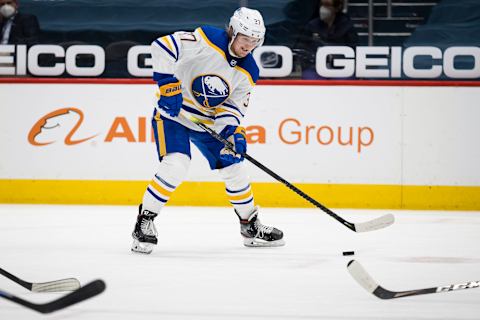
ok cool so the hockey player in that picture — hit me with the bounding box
[131,7,285,254]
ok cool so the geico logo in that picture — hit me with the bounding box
[28,108,97,146]
[124,45,480,79]
[254,46,480,79]
[1,44,478,78]
[122,44,480,79]
[315,46,480,79]
[278,118,374,153]
[0,44,105,76]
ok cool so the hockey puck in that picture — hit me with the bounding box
[342,251,355,256]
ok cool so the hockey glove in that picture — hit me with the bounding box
[219,125,247,164]
[157,77,182,117]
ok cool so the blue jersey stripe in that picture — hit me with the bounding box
[169,35,179,61]
[215,114,240,125]
[154,39,177,61]
[182,105,215,119]
[222,103,245,117]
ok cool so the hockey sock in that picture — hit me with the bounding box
[142,152,190,213]
[219,162,255,219]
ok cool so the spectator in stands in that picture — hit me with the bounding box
[295,0,358,79]
[0,0,40,45]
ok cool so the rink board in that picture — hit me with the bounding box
[1,179,479,210]
[0,80,479,209]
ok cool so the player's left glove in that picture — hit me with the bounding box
[157,77,182,117]
[219,125,247,164]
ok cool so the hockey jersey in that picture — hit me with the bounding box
[150,25,259,133]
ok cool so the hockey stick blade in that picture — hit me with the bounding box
[180,111,394,233]
[351,213,394,233]
[0,279,106,314]
[0,267,80,292]
[347,260,480,299]
[31,278,81,293]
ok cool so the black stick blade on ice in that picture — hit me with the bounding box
[0,267,80,292]
[0,279,106,313]
[347,260,480,299]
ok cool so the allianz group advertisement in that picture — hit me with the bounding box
[0,83,479,187]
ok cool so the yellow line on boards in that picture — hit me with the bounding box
[0,180,479,210]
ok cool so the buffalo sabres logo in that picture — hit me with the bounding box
[191,75,230,108]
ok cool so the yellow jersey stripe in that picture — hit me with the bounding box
[154,114,167,156]
[215,107,241,118]
[161,36,175,56]
[188,114,214,125]
[184,97,215,115]
[234,66,255,86]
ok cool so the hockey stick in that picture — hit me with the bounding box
[0,279,106,314]
[0,267,80,292]
[347,260,480,299]
[179,111,394,232]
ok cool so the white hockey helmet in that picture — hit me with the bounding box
[229,7,266,48]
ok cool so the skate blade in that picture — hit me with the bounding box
[243,237,285,247]
[131,239,154,254]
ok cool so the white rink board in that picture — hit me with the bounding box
[0,83,479,186]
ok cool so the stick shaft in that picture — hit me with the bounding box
[0,268,31,290]
[193,120,355,230]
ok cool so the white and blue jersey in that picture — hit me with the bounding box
[151,25,259,133]
[150,26,259,170]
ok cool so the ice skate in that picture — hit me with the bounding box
[131,205,158,254]
[237,206,285,247]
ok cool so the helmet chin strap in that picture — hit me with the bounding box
[228,36,241,58]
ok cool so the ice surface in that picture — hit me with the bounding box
[0,204,479,319]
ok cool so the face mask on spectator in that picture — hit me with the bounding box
[0,4,16,18]
[319,6,333,21]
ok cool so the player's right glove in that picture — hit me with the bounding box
[219,125,247,164]
[157,77,182,117]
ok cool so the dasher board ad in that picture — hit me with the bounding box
[0,83,479,187]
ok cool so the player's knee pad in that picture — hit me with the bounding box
[219,162,249,188]
[157,152,190,186]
